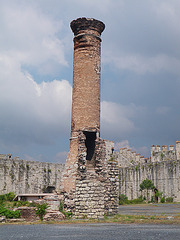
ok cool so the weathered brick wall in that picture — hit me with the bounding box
[119,160,180,202]
[0,157,65,195]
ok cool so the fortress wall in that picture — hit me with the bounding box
[119,160,180,202]
[0,157,65,195]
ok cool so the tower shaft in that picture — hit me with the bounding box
[71,18,105,136]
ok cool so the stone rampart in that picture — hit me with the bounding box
[114,148,148,167]
[151,144,176,162]
[0,156,65,195]
[119,159,180,202]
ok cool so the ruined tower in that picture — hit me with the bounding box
[63,18,105,192]
[62,18,119,218]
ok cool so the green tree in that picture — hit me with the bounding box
[140,179,155,202]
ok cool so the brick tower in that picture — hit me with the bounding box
[70,17,105,135]
[62,18,119,218]
[62,18,105,192]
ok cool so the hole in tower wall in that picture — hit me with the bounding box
[84,131,96,167]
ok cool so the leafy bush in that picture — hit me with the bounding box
[155,191,163,198]
[0,206,20,219]
[160,197,165,203]
[166,197,173,203]
[119,194,128,205]
[62,211,72,219]
[59,201,72,219]
[0,194,6,202]
[35,203,48,221]
[6,192,15,201]
[0,192,15,202]
[28,202,38,207]
[128,196,145,204]
[119,195,145,205]
[13,200,30,208]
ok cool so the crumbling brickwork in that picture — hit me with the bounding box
[73,137,119,218]
[62,18,105,192]
[61,18,119,218]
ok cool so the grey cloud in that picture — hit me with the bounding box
[1,0,180,160]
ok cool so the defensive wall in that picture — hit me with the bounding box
[117,141,180,202]
[0,141,180,203]
[0,154,64,195]
[119,159,180,202]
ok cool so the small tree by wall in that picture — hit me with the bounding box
[139,179,155,202]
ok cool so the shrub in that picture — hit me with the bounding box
[59,202,72,219]
[0,192,15,202]
[119,194,128,205]
[6,192,15,201]
[119,195,145,205]
[160,197,165,203]
[62,211,72,219]
[155,191,163,198]
[0,206,20,219]
[35,203,48,221]
[128,196,145,204]
[166,197,173,203]
[13,200,29,208]
[28,202,38,207]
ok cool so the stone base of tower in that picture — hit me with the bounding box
[61,131,119,218]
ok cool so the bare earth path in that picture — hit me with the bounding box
[118,203,180,216]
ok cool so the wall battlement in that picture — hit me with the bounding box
[114,147,149,167]
[150,142,180,162]
[113,141,180,168]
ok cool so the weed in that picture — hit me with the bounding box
[166,197,173,203]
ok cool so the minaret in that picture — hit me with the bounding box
[63,18,105,193]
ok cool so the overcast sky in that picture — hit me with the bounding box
[1,0,180,163]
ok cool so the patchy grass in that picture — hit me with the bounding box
[2,214,180,225]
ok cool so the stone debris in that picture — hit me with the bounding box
[15,207,38,221]
[0,216,6,223]
[43,210,65,221]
